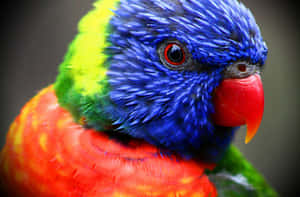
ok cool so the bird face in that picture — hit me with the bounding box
[107,0,268,159]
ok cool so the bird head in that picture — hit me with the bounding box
[55,0,267,160]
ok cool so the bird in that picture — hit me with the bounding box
[0,0,278,196]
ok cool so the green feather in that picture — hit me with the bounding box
[208,145,278,197]
[54,0,120,129]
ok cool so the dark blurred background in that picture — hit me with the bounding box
[1,0,299,196]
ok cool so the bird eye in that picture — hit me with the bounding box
[158,40,192,70]
[164,43,186,65]
[224,62,258,79]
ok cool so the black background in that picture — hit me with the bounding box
[1,0,300,196]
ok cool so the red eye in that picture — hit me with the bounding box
[164,43,186,65]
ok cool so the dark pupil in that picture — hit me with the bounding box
[167,45,183,63]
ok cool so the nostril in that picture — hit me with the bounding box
[237,64,247,72]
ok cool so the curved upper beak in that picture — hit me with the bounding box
[212,74,264,144]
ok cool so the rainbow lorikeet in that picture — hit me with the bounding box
[0,0,278,196]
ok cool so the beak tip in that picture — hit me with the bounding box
[245,124,260,144]
[245,138,251,144]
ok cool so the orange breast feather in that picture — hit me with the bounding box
[0,86,217,197]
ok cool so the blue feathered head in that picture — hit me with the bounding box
[105,0,268,160]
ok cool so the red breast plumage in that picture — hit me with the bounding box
[0,86,217,197]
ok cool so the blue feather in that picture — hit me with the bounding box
[104,0,267,161]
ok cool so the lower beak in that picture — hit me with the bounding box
[212,74,264,144]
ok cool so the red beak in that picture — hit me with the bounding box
[212,74,264,144]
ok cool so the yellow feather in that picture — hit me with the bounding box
[69,0,120,96]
